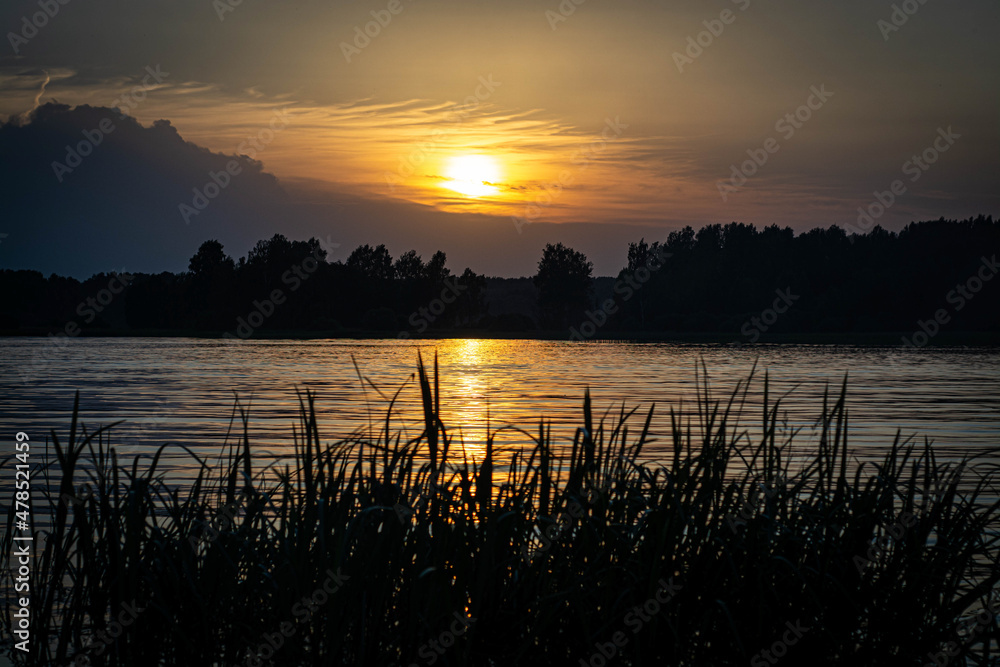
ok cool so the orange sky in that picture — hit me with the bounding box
[1,0,997,243]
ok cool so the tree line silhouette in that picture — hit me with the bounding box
[1,216,997,339]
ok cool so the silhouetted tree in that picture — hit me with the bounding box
[394,250,425,281]
[245,234,324,270]
[534,243,593,328]
[242,234,325,295]
[694,224,724,253]
[187,240,236,328]
[665,226,695,253]
[619,238,665,327]
[347,244,394,281]
[454,268,488,327]
[626,238,663,273]
[188,240,235,276]
[425,251,450,284]
[3,217,998,339]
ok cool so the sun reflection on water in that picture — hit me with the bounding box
[444,339,491,459]
[1,337,996,486]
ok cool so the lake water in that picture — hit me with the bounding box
[1,338,998,480]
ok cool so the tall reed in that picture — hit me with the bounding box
[3,355,999,665]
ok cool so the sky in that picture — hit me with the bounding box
[1,0,998,276]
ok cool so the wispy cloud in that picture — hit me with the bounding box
[3,62,993,231]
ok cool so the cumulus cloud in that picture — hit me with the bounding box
[0,103,310,277]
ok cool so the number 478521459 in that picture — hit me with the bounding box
[14,432,31,530]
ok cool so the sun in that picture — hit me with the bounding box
[443,154,501,198]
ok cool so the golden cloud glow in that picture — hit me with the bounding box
[0,70,719,225]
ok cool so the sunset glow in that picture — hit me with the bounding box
[1,1,998,662]
[442,154,502,198]
[0,0,996,278]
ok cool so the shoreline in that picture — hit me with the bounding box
[1,328,999,346]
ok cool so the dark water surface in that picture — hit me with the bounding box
[1,338,998,478]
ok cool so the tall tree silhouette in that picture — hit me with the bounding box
[187,240,236,328]
[347,244,395,281]
[619,238,664,327]
[425,250,450,284]
[534,243,593,328]
[2,217,996,338]
[188,240,235,277]
[394,250,425,281]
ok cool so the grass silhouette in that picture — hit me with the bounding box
[3,355,999,665]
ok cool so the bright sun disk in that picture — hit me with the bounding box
[443,155,501,198]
